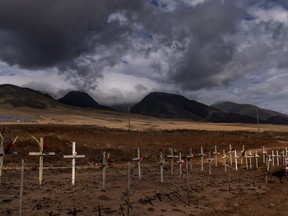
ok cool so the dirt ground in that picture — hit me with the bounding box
[1,124,288,215]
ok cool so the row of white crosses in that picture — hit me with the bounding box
[264,147,288,171]
[29,137,86,186]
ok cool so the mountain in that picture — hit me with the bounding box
[57,91,113,110]
[0,84,58,109]
[131,92,258,123]
[212,101,288,125]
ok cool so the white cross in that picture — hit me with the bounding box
[240,145,245,165]
[132,147,143,180]
[255,150,259,169]
[271,150,275,167]
[248,150,253,169]
[228,145,233,165]
[244,152,249,169]
[159,152,166,183]
[222,149,228,172]
[267,154,272,171]
[276,150,280,166]
[186,148,194,172]
[206,152,214,175]
[167,147,178,175]
[262,146,267,164]
[63,142,85,185]
[198,146,206,172]
[29,136,55,185]
[213,145,220,167]
[177,152,184,178]
[234,150,239,171]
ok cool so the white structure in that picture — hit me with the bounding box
[234,150,239,171]
[167,147,178,175]
[207,152,214,175]
[159,152,166,183]
[63,142,85,185]
[29,137,55,185]
[198,146,206,172]
[213,145,220,167]
[132,147,143,180]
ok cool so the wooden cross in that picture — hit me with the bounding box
[186,148,194,172]
[234,150,239,171]
[206,152,214,175]
[262,146,267,164]
[198,146,206,172]
[167,147,178,175]
[63,142,85,185]
[267,154,272,171]
[276,150,280,166]
[213,145,220,167]
[222,149,228,172]
[102,151,110,190]
[271,150,275,167]
[244,152,249,169]
[255,150,259,169]
[228,145,233,165]
[29,136,55,185]
[281,150,286,165]
[248,150,253,169]
[240,145,245,165]
[177,152,184,178]
[132,147,143,180]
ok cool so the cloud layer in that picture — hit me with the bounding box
[1,0,288,113]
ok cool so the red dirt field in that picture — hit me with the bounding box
[1,124,288,215]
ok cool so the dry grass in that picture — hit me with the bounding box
[1,106,288,132]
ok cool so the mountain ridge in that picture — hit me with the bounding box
[131,92,260,123]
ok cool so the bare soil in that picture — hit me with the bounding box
[1,124,288,215]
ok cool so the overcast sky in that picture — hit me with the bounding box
[1,0,288,113]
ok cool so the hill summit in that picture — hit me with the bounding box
[131,92,257,123]
[57,91,112,110]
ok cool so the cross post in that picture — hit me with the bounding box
[198,146,206,172]
[213,145,220,167]
[167,147,178,175]
[206,151,214,175]
[222,149,228,172]
[228,145,233,165]
[29,136,55,185]
[271,150,275,167]
[63,142,85,185]
[159,152,166,183]
[240,145,245,165]
[234,150,239,171]
[255,150,259,169]
[102,151,110,190]
[276,150,280,166]
[186,148,194,172]
[262,146,267,164]
[132,147,143,180]
[177,152,184,178]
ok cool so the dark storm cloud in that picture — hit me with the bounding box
[0,0,143,68]
[1,0,284,95]
[136,0,248,90]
